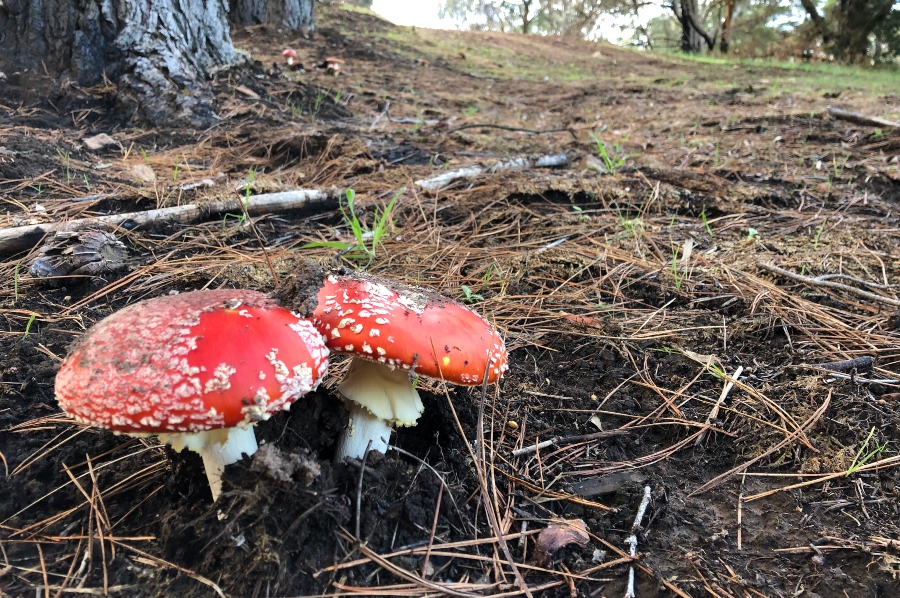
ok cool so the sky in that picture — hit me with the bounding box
[369,0,666,44]
[370,0,455,30]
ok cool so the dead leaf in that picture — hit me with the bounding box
[131,163,157,184]
[233,85,260,99]
[84,133,119,151]
[533,519,589,565]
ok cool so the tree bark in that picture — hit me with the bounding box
[799,0,830,42]
[521,0,532,34]
[230,0,314,31]
[0,0,240,126]
[720,0,735,53]
[674,0,708,53]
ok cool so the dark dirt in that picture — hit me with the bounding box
[3,5,900,598]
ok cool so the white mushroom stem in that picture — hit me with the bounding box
[333,357,424,461]
[334,401,393,461]
[159,426,259,501]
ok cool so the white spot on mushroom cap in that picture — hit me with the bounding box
[204,363,236,393]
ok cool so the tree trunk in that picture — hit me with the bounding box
[830,0,893,61]
[678,0,701,53]
[0,0,239,127]
[521,0,532,34]
[230,0,314,31]
[720,0,734,53]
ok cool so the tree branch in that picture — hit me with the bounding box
[684,5,717,50]
[799,0,829,41]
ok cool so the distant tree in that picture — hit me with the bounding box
[442,0,899,61]
[230,0,315,31]
[799,0,899,61]
[0,0,241,126]
[440,0,645,37]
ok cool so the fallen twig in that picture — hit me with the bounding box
[356,440,373,540]
[624,486,652,598]
[415,153,569,190]
[369,100,391,131]
[511,429,628,457]
[447,123,577,139]
[827,106,900,129]
[0,188,338,256]
[811,356,874,373]
[757,262,900,308]
[822,372,899,385]
[695,366,743,446]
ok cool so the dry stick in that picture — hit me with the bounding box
[420,482,444,579]
[816,273,900,290]
[414,153,569,190]
[623,486,652,598]
[690,389,832,497]
[0,188,338,255]
[695,366,744,447]
[369,99,391,131]
[737,473,745,551]
[356,440,373,541]
[757,262,900,308]
[356,543,481,598]
[446,123,578,138]
[36,543,49,598]
[313,530,542,578]
[827,106,900,129]
[743,453,900,502]
[511,429,628,457]
[813,356,874,373]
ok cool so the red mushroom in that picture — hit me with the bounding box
[322,57,343,76]
[55,289,328,500]
[282,48,299,69]
[312,273,508,460]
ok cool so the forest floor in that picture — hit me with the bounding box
[3,5,900,597]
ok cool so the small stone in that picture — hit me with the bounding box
[83,133,119,151]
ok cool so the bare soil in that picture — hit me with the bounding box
[3,6,900,597]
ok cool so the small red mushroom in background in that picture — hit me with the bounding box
[282,48,299,69]
[311,272,508,460]
[55,289,328,500]
[321,57,344,76]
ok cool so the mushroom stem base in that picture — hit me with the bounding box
[160,427,259,501]
[334,401,393,461]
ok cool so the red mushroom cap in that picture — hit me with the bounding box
[56,290,328,435]
[282,48,298,58]
[313,274,508,385]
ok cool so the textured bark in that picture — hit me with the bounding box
[720,0,734,53]
[673,0,701,53]
[230,0,314,31]
[0,0,240,126]
[799,0,830,41]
